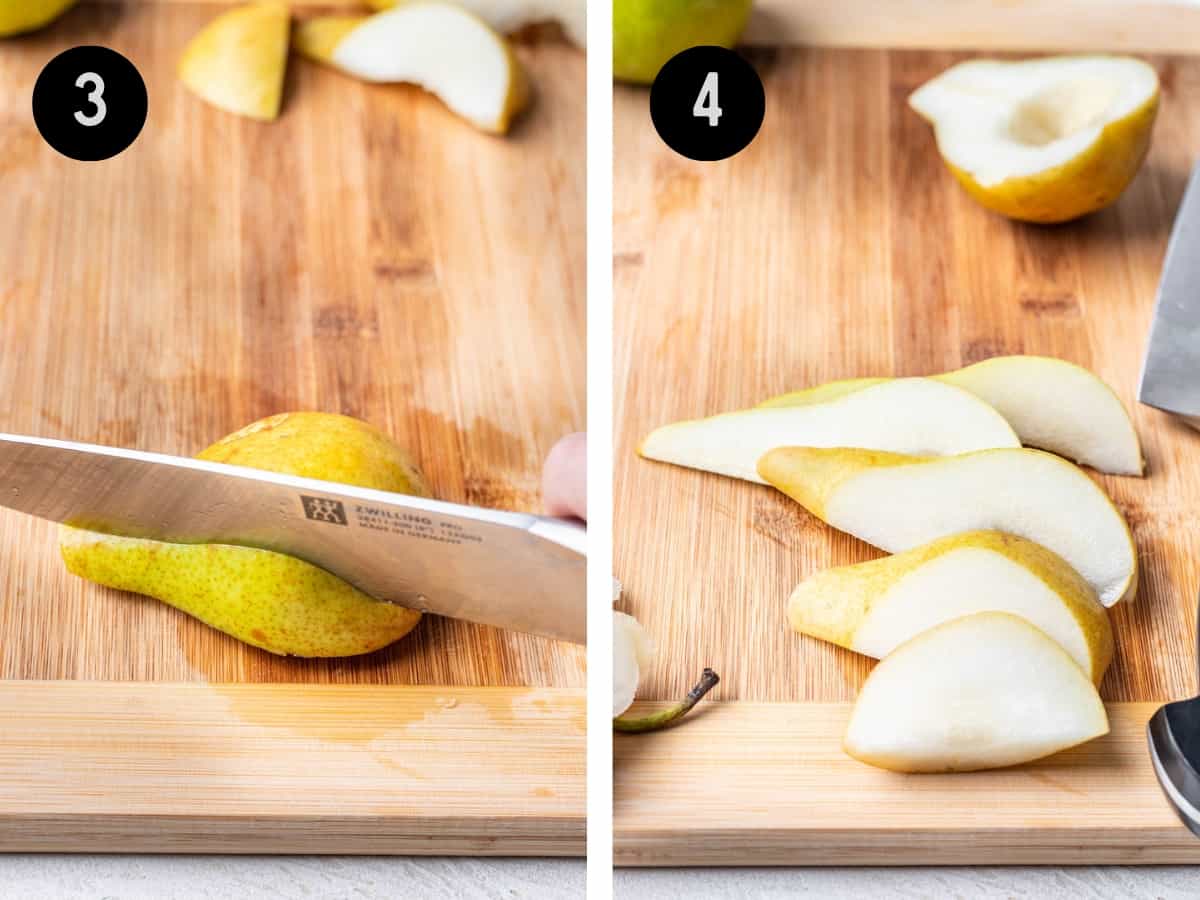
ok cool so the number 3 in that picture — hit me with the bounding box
[74,72,106,127]
[693,71,721,127]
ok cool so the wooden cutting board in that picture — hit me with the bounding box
[0,1,584,853]
[614,25,1200,864]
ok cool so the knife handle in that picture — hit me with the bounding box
[529,515,587,557]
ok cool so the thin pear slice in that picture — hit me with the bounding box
[908,55,1159,223]
[639,378,1019,484]
[759,356,1143,475]
[844,612,1109,773]
[789,530,1113,682]
[759,447,1136,606]
[178,2,290,121]
[293,3,529,134]
[367,0,585,47]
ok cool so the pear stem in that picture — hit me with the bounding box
[613,668,720,734]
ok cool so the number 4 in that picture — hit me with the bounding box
[693,71,721,127]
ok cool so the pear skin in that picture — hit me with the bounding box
[178,2,290,121]
[60,412,428,657]
[0,0,76,37]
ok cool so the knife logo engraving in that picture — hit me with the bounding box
[301,496,348,526]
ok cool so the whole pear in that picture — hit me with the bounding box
[60,412,430,657]
[0,0,76,37]
[613,0,752,84]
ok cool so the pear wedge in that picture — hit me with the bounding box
[639,378,1019,484]
[294,3,529,134]
[844,612,1110,773]
[367,0,585,47]
[909,55,1159,223]
[788,530,1113,682]
[0,0,76,37]
[759,447,1136,607]
[60,413,428,657]
[613,610,653,717]
[178,2,290,121]
[759,357,1143,476]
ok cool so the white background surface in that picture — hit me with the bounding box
[5,858,1200,898]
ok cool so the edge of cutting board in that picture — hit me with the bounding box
[614,701,1200,866]
[0,682,584,855]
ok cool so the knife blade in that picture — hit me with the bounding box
[0,433,586,644]
[1139,161,1200,428]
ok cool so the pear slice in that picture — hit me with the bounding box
[758,447,1136,607]
[0,0,76,37]
[178,2,290,121]
[789,530,1113,682]
[909,55,1159,223]
[293,3,530,134]
[759,356,1143,475]
[844,612,1110,773]
[613,610,653,718]
[367,0,585,47]
[639,378,1019,484]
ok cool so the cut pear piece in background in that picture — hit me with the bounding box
[0,0,76,37]
[367,0,585,47]
[909,55,1159,223]
[294,3,529,134]
[843,612,1110,773]
[178,2,290,121]
[788,530,1113,682]
[760,356,1143,475]
[759,447,1136,607]
[639,378,1019,484]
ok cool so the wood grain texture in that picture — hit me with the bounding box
[0,3,585,686]
[0,682,584,854]
[615,702,1200,866]
[615,47,1200,863]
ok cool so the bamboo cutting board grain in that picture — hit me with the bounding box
[0,2,583,853]
[615,44,1200,863]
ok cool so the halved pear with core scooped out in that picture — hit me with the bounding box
[638,378,1019,484]
[759,356,1143,475]
[788,530,1113,682]
[367,0,585,47]
[843,611,1110,773]
[909,56,1159,223]
[759,447,1136,607]
[178,2,290,121]
[293,2,529,134]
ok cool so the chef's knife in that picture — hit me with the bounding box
[0,433,586,644]
[1139,161,1200,428]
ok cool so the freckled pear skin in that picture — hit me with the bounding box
[59,413,428,657]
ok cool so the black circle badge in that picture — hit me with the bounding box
[650,46,765,162]
[32,46,148,162]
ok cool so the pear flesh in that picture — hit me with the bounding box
[178,2,291,121]
[639,378,1019,484]
[613,610,653,717]
[0,0,76,36]
[367,0,585,47]
[788,530,1113,683]
[844,612,1109,772]
[759,356,1143,476]
[294,3,529,134]
[759,447,1136,607]
[60,413,428,657]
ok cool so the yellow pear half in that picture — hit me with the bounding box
[367,0,585,47]
[178,2,290,121]
[789,530,1113,683]
[759,356,1143,475]
[843,612,1109,773]
[758,446,1136,607]
[0,0,76,37]
[294,3,529,134]
[909,55,1159,223]
[639,378,1019,484]
[60,413,428,658]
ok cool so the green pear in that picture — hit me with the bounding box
[60,412,429,657]
[788,530,1113,682]
[759,356,1143,475]
[758,446,1136,607]
[844,612,1109,773]
[613,0,753,85]
[0,0,76,37]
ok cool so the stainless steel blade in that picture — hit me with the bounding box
[0,433,586,644]
[1139,161,1200,427]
